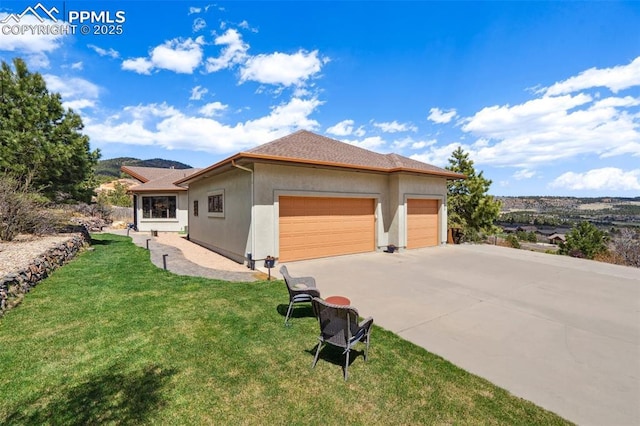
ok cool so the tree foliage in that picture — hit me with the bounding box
[96,181,132,207]
[559,221,608,259]
[0,58,100,202]
[446,147,501,241]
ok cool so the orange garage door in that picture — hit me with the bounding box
[279,196,375,262]
[407,199,439,249]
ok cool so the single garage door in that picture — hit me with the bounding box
[407,199,439,249]
[279,196,375,262]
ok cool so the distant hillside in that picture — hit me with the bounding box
[96,157,193,178]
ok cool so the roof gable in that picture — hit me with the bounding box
[122,166,202,192]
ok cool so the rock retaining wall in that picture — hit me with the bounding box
[0,231,89,317]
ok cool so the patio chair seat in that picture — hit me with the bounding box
[280,265,320,326]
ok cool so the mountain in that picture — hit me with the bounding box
[96,157,193,178]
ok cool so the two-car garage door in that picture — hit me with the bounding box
[279,196,375,262]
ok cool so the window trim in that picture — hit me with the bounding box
[207,189,225,218]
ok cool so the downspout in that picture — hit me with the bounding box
[232,160,255,263]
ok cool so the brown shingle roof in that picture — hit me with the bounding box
[177,130,465,184]
[246,131,455,175]
[122,166,202,192]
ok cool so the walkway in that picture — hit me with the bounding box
[109,229,264,282]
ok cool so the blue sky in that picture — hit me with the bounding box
[1,1,639,196]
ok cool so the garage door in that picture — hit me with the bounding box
[279,196,375,262]
[407,199,439,249]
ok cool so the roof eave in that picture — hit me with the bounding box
[176,152,467,183]
[120,166,150,183]
[128,187,189,193]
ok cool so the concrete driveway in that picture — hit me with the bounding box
[283,244,640,426]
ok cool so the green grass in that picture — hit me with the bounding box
[0,234,572,425]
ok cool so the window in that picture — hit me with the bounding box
[207,190,224,218]
[142,196,176,219]
[193,200,199,217]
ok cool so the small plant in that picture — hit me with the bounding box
[506,234,521,249]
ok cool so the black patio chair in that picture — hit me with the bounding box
[311,297,374,380]
[280,265,320,326]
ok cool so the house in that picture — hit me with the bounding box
[548,233,566,245]
[121,166,202,233]
[176,130,465,264]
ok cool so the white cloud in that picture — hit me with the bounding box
[373,120,417,133]
[88,44,120,59]
[192,18,206,32]
[0,14,65,53]
[85,97,322,154]
[457,93,640,167]
[43,74,100,100]
[410,142,465,167]
[550,168,640,191]
[189,7,201,14]
[63,99,95,111]
[70,61,83,70]
[354,126,366,137]
[205,29,249,72]
[326,119,355,136]
[544,56,640,96]
[238,20,257,32]
[513,169,537,180]
[428,107,457,124]
[121,57,154,74]
[190,85,208,100]
[342,136,386,151]
[240,50,325,86]
[411,139,436,150]
[150,37,204,73]
[122,37,204,74]
[199,102,227,117]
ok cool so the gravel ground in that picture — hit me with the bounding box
[0,234,77,278]
[0,230,269,282]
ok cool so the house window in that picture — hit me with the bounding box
[207,190,224,218]
[193,200,199,217]
[142,196,176,219]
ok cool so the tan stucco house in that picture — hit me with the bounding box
[122,166,201,233]
[176,130,464,264]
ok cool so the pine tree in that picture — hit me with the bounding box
[559,221,608,259]
[445,147,501,241]
[0,58,100,201]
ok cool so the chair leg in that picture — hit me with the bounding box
[364,334,370,362]
[312,341,323,368]
[344,349,350,380]
[284,301,294,326]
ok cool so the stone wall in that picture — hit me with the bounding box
[0,231,89,317]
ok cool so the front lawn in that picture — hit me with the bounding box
[0,233,571,425]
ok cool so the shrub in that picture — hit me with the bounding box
[559,221,608,259]
[0,175,46,241]
[506,234,520,249]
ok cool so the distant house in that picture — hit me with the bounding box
[548,233,566,245]
[121,166,201,232]
[516,225,538,233]
[177,130,465,264]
